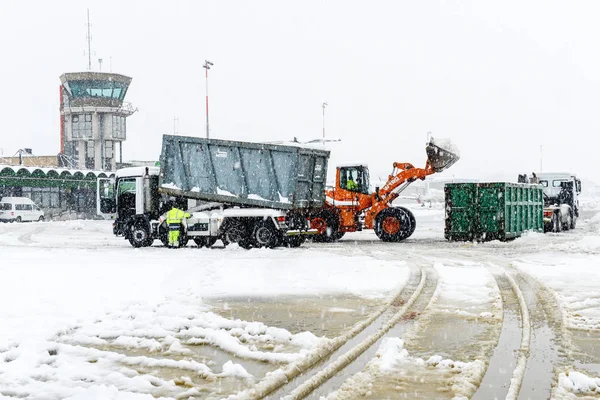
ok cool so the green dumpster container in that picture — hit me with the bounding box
[445,182,543,242]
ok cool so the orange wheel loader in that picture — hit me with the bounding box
[310,138,460,242]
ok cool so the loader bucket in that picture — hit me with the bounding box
[426,138,460,172]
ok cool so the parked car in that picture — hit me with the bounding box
[0,197,45,223]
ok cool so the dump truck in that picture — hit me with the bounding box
[97,135,330,248]
[518,172,581,232]
[309,137,460,242]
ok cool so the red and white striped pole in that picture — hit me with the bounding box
[203,60,213,139]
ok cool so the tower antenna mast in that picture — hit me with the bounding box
[86,9,92,71]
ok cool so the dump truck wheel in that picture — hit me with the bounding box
[129,221,151,248]
[222,222,246,244]
[159,223,169,247]
[253,221,279,248]
[194,237,208,247]
[284,235,305,248]
[311,210,339,242]
[375,208,412,242]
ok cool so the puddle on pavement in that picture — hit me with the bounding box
[403,313,490,361]
[356,366,460,400]
[362,314,496,400]
[571,329,600,375]
[205,294,383,339]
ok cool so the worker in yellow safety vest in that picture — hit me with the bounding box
[166,206,191,248]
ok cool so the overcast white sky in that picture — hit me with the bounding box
[1,1,600,182]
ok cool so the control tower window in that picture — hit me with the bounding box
[112,115,126,139]
[69,80,128,101]
[72,114,92,138]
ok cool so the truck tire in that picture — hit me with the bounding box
[375,208,413,242]
[311,209,339,242]
[222,221,246,244]
[194,237,218,248]
[284,235,306,248]
[129,220,152,248]
[563,212,572,231]
[252,220,279,248]
[570,214,577,230]
[551,212,562,233]
[159,223,169,247]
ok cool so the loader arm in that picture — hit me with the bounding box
[378,161,435,203]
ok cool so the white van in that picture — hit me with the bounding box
[0,197,45,223]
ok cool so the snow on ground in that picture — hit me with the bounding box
[0,220,409,399]
[2,196,600,398]
[431,262,500,320]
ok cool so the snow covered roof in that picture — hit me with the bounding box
[0,164,114,178]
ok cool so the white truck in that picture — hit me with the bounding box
[519,172,581,233]
[97,135,331,249]
[97,166,311,248]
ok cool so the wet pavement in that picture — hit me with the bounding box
[205,294,383,339]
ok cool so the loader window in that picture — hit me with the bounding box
[339,166,370,195]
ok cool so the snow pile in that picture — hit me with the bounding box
[556,370,600,396]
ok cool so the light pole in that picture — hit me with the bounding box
[203,60,214,139]
[322,102,328,141]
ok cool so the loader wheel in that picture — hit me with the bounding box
[252,221,279,248]
[310,210,339,242]
[129,221,151,248]
[375,208,413,242]
[397,206,416,239]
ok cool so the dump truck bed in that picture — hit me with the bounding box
[159,135,330,210]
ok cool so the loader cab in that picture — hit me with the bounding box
[337,165,370,195]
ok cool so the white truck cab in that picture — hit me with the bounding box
[522,172,581,232]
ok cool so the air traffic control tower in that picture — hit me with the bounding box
[59,72,135,171]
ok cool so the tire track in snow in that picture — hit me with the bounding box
[474,265,532,400]
[301,265,439,400]
[237,265,428,400]
[248,265,436,400]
